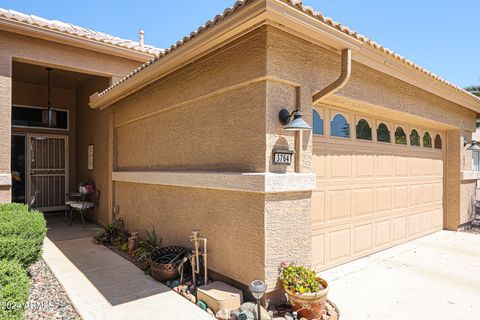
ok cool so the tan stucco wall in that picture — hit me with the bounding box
[110,28,270,288]
[0,28,146,204]
[115,182,265,285]
[460,181,476,225]
[76,77,111,225]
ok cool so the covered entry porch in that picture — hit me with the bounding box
[9,60,110,221]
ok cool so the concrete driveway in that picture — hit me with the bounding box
[321,231,480,320]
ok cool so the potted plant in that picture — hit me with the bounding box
[280,263,329,320]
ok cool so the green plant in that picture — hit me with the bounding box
[280,263,324,294]
[93,218,127,246]
[139,229,162,252]
[132,247,150,263]
[120,242,129,252]
[0,260,29,320]
[0,203,46,267]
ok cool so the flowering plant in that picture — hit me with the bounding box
[79,180,95,194]
[279,262,324,294]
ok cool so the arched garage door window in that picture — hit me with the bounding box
[331,114,350,138]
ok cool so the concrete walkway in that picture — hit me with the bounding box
[43,216,213,320]
[321,231,480,320]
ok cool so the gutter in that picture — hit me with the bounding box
[312,48,352,105]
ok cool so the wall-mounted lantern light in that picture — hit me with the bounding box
[467,140,480,151]
[279,108,311,131]
[249,280,267,320]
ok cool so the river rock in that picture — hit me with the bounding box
[216,309,231,320]
[240,302,272,320]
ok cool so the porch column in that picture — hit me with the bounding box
[444,129,462,230]
[0,55,11,203]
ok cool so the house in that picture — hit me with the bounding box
[2,0,480,301]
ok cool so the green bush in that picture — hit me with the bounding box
[0,203,46,267]
[0,259,29,320]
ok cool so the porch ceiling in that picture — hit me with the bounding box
[12,61,93,90]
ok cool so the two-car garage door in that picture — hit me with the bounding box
[311,106,444,270]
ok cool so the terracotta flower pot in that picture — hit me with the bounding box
[284,278,329,320]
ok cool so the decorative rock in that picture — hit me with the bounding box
[186,293,196,304]
[196,300,208,311]
[326,303,334,316]
[216,308,231,320]
[240,302,272,320]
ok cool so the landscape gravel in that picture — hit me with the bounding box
[25,259,81,320]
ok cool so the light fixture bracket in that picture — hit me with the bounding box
[279,108,296,125]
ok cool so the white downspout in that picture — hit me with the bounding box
[312,48,352,105]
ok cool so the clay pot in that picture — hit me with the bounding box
[150,246,187,282]
[284,278,329,320]
[128,232,139,255]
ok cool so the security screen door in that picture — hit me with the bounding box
[27,134,68,212]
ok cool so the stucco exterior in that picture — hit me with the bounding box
[3,0,480,304]
[104,23,478,296]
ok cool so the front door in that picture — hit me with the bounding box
[27,134,68,212]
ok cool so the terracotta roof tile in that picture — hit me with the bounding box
[98,0,480,104]
[0,8,162,56]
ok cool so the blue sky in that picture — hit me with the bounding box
[1,0,478,87]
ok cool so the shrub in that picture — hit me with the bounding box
[0,259,29,320]
[0,203,46,267]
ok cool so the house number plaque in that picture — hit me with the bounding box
[273,150,294,165]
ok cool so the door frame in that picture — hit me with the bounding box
[26,133,69,212]
[11,133,27,204]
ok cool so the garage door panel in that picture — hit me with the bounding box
[393,216,407,241]
[421,211,432,232]
[311,234,325,266]
[329,189,351,221]
[375,187,392,213]
[408,155,423,176]
[432,209,443,228]
[422,158,434,176]
[395,156,409,177]
[377,153,393,177]
[434,183,443,202]
[409,185,422,207]
[353,188,373,217]
[355,152,374,178]
[328,228,351,262]
[312,191,325,224]
[408,214,421,236]
[329,149,352,179]
[394,185,408,209]
[353,224,373,254]
[434,157,443,176]
[313,147,326,180]
[311,108,444,271]
[421,184,434,204]
[375,220,391,246]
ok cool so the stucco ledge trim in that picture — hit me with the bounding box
[112,171,316,193]
[461,170,480,181]
[0,174,12,186]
